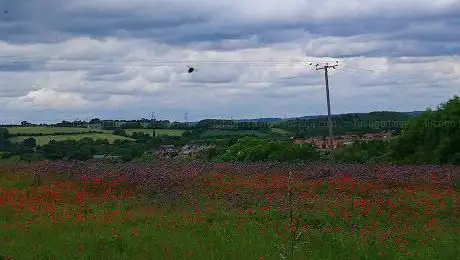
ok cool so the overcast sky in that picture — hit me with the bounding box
[1,0,459,123]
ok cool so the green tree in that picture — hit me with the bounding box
[23,137,37,148]
[112,128,127,137]
[389,96,460,164]
[0,128,10,151]
[218,137,320,162]
[20,153,45,162]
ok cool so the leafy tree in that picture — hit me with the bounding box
[388,96,460,164]
[23,137,37,148]
[0,128,10,150]
[217,137,320,162]
[20,153,45,162]
[334,140,390,163]
[69,148,93,161]
[132,132,151,142]
[121,122,144,129]
[112,128,127,137]
[89,118,101,124]
[275,111,413,137]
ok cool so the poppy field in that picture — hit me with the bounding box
[1,160,459,259]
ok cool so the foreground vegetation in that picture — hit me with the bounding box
[1,161,459,259]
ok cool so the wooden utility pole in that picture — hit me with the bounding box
[313,61,338,156]
[151,112,156,137]
[0,130,3,150]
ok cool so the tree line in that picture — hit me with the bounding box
[1,96,458,164]
[334,96,460,164]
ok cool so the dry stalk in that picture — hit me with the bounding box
[280,171,303,260]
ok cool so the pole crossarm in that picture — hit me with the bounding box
[314,61,339,70]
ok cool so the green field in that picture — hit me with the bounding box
[201,130,269,137]
[124,129,185,137]
[270,128,292,135]
[7,127,105,134]
[5,127,184,145]
[10,134,133,146]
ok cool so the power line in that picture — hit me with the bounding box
[337,66,432,81]
[0,54,338,63]
[0,54,338,67]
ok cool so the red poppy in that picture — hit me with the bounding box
[260,205,272,212]
[131,228,140,237]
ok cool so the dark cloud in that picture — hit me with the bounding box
[0,61,33,71]
[1,0,459,58]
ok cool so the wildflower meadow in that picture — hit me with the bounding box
[1,160,459,259]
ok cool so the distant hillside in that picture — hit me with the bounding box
[235,118,283,122]
[234,111,424,123]
[404,111,425,116]
[0,111,425,128]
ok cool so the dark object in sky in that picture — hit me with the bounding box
[187,67,195,73]
[3,10,8,14]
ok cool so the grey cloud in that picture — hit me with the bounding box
[0,87,35,98]
[84,66,126,82]
[189,68,241,84]
[0,61,33,71]
[1,0,460,122]
[81,94,111,102]
[1,0,459,59]
[273,76,324,87]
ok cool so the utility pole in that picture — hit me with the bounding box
[151,112,156,156]
[313,61,338,155]
[151,112,156,137]
[0,130,3,151]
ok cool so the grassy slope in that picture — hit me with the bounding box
[201,130,269,137]
[124,129,185,137]
[270,128,292,135]
[7,127,101,134]
[8,127,288,138]
[6,127,184,145]
[9,134,133,146]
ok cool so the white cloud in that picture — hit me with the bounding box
[9,88,88,109]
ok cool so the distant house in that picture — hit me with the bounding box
[341,134,360,143]
[306,138,344,150]
[178,144,216,157]
[153,144,216,158]
[155,145,180,158]
[293,131,394,150]
[355,131,393,141]
[92,155,123,161]
[293,137,344,150]
[92,155,106,160]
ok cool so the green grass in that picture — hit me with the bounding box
[7,127,103,135]
[9,134,133,146]
[201,130,269,137]
[124,129,185,137]
[270,128,292,135]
